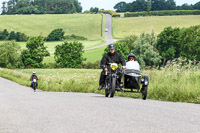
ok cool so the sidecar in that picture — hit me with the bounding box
[122,61,149,100]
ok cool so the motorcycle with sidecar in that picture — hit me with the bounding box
[103,62,149,100]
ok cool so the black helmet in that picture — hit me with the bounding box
[109,44,115,50]
[128,53,136,60]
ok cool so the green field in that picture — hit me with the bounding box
[0,67,199,103]
[43,45,106,64]
[0,40,105,55]
[113,15,200,38]
[0,14,104,40]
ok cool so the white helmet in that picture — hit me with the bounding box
[33,71,36,74]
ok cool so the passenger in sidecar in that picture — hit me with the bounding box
[122,53,149,100]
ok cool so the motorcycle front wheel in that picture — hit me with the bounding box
[110,77,116,98]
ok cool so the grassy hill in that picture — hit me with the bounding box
[0,14,103,40]
[113,15,200,38]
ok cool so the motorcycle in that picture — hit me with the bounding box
[104,63,122,98]
[103,62,149,100]
[32,79,37,92]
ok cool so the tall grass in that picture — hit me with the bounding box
[0,67,199,104]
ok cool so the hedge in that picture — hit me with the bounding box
[124,10,200,17]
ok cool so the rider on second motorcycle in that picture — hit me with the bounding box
[98,44,126,90]
[30,71,38,88]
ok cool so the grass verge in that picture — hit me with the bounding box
[0,67,199,104]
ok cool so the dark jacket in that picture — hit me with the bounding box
[100,52,126,68]
[30,75,38,81]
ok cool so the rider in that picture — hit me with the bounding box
[30,71,38,88]
[98,44,126,90]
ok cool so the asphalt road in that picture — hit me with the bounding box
[85,14,117,51]
[0,77,200,133]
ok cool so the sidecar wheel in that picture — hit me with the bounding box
[142,86,148,100]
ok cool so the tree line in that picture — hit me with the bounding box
[103,25,200,68]
[114,0,200,12]
[1,0,82,14]
[0,29,29,41]
[0,24,200,69]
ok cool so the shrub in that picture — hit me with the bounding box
[46,28,65,41]
[124,10,200,17]
[64,34,87,40]
[21,36,50,68]
[156,27,182,66]
[0,41,22,68]
[180,25,200,61]
[0,29,28,42]
[0,29,9,40]
[133,32,161,67]
[99,10,116,15]
[112,14,121,17]
[54,41,85,68]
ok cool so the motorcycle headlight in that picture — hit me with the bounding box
[110,63,118,71]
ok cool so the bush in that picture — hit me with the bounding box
[99,10,116,15]
[156,27,182,66]
[64,34,87,40]
[21,36,50,68]
[46,28,65,41]
[124,10,200,17]
[0,29,9,40]
[133,33,161,67]
[180,25,200,61]
[0,41,23,68]
[0,29,28,42]
[54,41,85,68]
[156,25,200,66]
[112,14,121,17]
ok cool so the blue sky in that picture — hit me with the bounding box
[0,0,200,12]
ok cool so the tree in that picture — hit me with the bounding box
[114,2,127,12]
[0,41,22,68]
[2,0,82,14]
[46,28,65,41]
[0,29,9,40]
[54,41,85,68]
[180,26,200,61]
[2,2,7,14]
[156,27,181,66]
[133,33,161,67]
[180,3,193,10]
[21,36,50,68]
[118,35,138,53]
[8,31,16,40]
[193,1,200,10]
[147,0,152,12]
[15,32,29,42]
[90,7,99,13]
